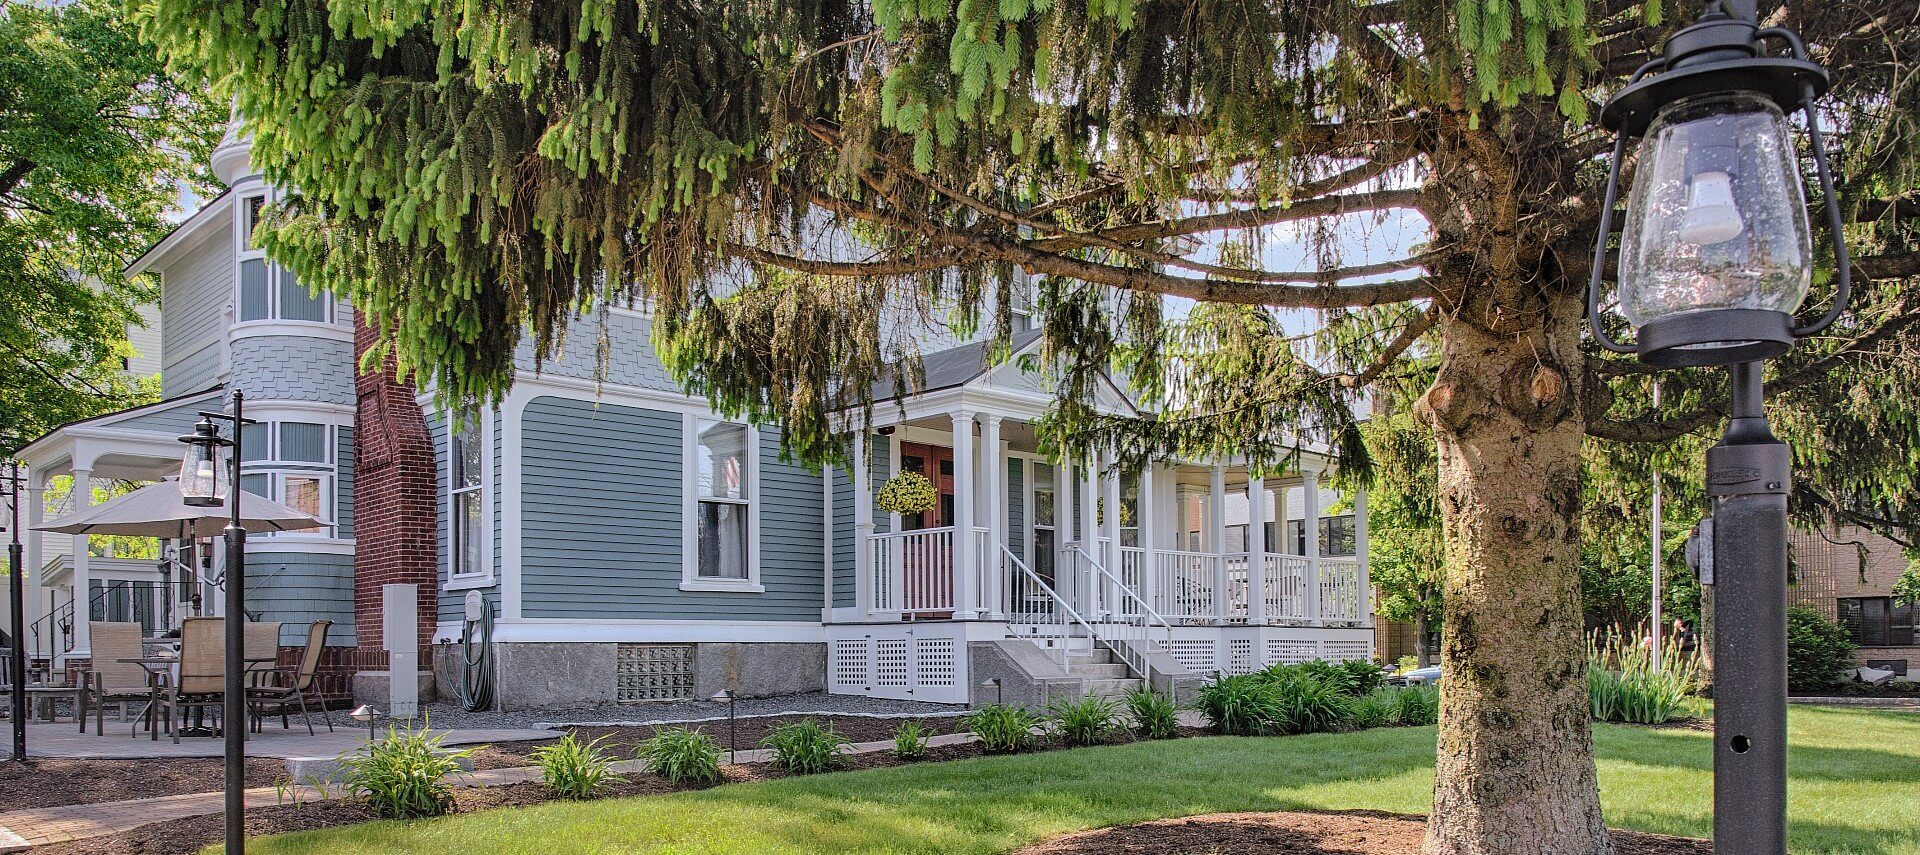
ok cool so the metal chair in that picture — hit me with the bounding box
[161,617,227,743]
[249,620,334,735]
[80,622,153,734]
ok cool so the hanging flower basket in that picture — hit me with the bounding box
[876,472,938,515]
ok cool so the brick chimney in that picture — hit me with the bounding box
[352,319,439,652]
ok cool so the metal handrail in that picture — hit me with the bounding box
[1004,544,1098,671]
[1065,546,1167,680]
[1074,545,1174,632]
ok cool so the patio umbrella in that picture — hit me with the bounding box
[37,477,323,624]
[35,476,323,538]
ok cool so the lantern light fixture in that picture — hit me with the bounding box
[177,416,233,507]
[1588,0,1850,367]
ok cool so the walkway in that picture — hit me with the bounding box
[0,731,986,852]
[13,720,554,760]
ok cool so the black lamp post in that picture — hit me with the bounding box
[1588,3,1849,852]
[178,391,254,855]
[3,460,26,761]
[710,689,737,764]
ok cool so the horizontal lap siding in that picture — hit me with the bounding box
[520,396,822,621]
[116,395,222,434]
[159,235,232,398]
[246,552,356,646]
[832,465,855,609]
[1007,458,1026,561]
[755,428,826,619]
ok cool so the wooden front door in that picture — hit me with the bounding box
[896,442,957,530]
[896,441,958,616]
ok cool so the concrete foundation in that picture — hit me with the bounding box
[351,670,439,713]
[485,641,827,711]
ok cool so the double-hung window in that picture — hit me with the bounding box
[236,192,332,324]
[686,418,757,589]
[449,410,491,582]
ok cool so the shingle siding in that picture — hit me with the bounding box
[230,335,354,405]
[514,310,678,392]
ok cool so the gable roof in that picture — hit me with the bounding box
[869,330,1045,402]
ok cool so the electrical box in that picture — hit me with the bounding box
[383,583,419,719]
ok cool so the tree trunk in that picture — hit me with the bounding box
[1415,610,1433,668]
[1419,289,1610,855]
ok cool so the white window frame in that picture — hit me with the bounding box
[233,189,339,327]
[447,409,495,588]
[238,421,339,540]
[681,415,762,593]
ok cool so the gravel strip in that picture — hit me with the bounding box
[417,692,966,730]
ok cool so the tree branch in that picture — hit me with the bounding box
[1037,187,1428,251]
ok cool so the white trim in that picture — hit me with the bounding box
[681,415,761,591]
[247,538,356,556]
[462,618,826,645]
[230,320,354,343]
[447,406,497,586]
[501,387,529,620]
[240,400,354,426]
[124,191,235,278]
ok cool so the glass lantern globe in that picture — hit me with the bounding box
[178,420,229,507]
[1617,90,1813,365]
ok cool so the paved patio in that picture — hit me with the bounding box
[11,719,555,760]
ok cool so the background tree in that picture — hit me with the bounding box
[142,0,1920,851]
[1363,406,1445,667]
[0,0,222,455]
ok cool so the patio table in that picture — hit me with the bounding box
[117,656,277,739]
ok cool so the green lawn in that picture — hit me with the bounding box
[236,706,1920,854]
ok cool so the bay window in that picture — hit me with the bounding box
[236,192,333,324]
[238,420,338,538]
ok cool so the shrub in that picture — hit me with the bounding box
[1588,628,1703,724]
[1196,674,1283,735]
[637,726,722,786]
[1264,667,1355,734]
[1295,660,1357,694]
[1050,694,1122,746]
[761,718,849,774]
[530,733,624,800]
[1390,684,1441,726]
[336,722,476,819]
[1126,688,1180,740]
[1348,689,1395,729]
[892,720,931,760]
[1787,606,1857,693]
[1338,659,1388,695]
[964,704,1044,753]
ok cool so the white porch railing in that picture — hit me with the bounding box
[1005,545,1089,670]
[1148,549,1220,621]
[1066,546,1172,679]
[867,526,992,616]
[1318,557,1364,624]
[869,526,955,615]
[1261,555,1364,624]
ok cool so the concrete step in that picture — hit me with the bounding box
[1080,677,1144,698]
[1067,649,1116,667]
[1066,662,1131,680]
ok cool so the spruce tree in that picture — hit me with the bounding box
[140,1,1919,851]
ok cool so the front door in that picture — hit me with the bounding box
[896,442,957,615]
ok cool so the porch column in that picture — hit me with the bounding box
[950,411,978,620]
[1247,475,1268,625]
[22,475,45,658]
[1355,485,1371,628]
[1101,459,1122,617]
[68,467,94,659]
[1304,466,1323,626]
[1139,465,1157,614]
[1209,465,1228,625]
[852,433,874,619]
[1080,449,1099,610]
[980,415,1005,619]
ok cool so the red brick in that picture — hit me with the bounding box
[352,319,439,652]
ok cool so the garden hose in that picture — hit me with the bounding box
[455,600,494,712]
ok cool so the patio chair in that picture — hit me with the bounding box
[242,620,283,689]
[248,620,334,735]
[80,622,154,735]
[162,617,228,743]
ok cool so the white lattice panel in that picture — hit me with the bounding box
[1267,640,1319,665]
[1169,639,1217,674]
[875,639,911,687]
[824,625,971,704]
[831,639,871,691]
[1322,641,1371,662]
[1228,638,1256,674]
[916,638,958,687]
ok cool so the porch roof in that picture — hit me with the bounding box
[869,329,1045,402]
[13,385,226,482]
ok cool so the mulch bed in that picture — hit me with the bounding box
[1012,810,1712,854]
[0,757,287,811]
